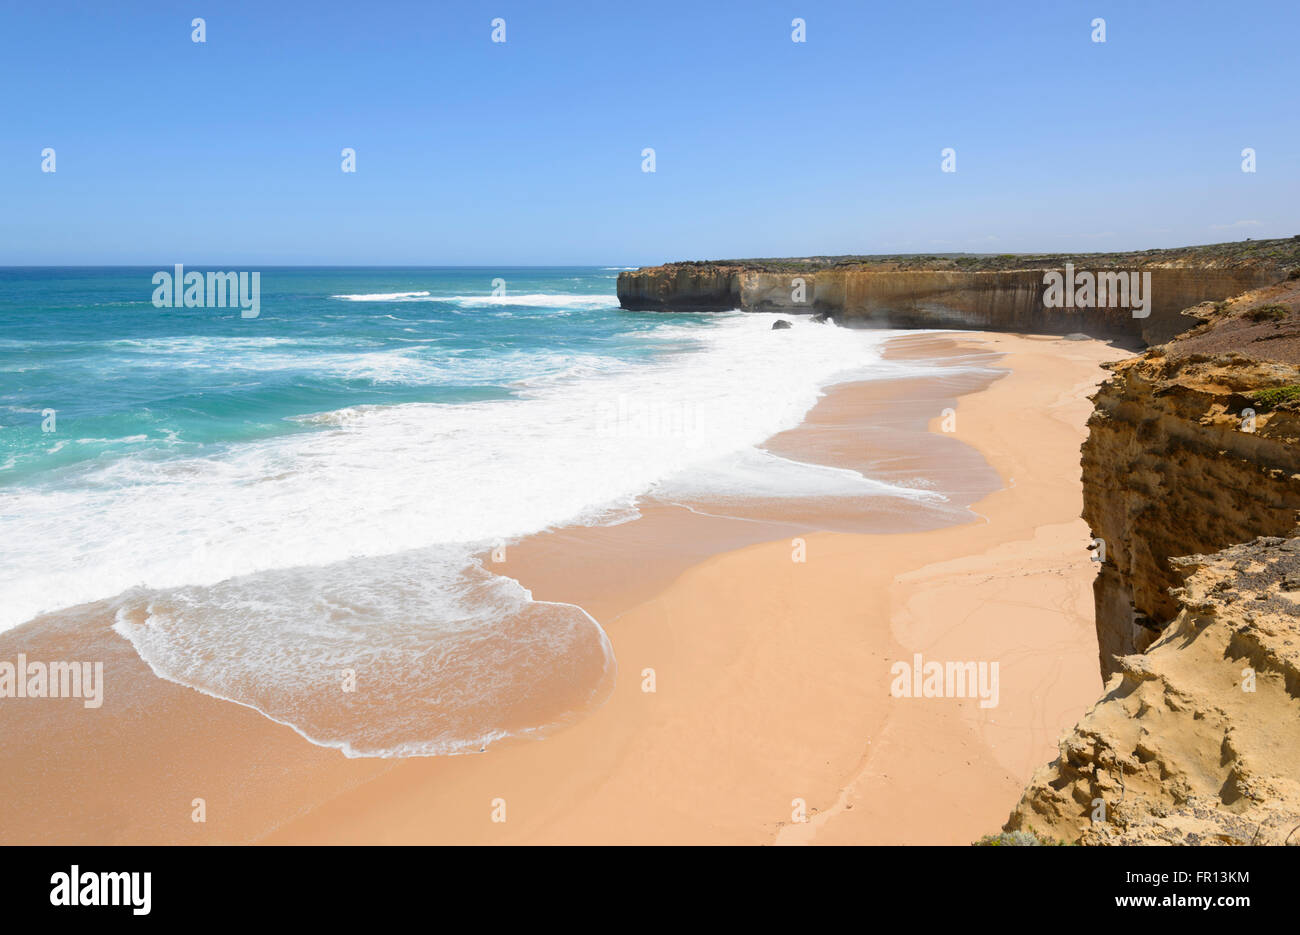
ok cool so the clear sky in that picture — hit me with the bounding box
[1,0,1296,265]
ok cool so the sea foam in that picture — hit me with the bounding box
[1,314,950,633]
[0,309,967,756]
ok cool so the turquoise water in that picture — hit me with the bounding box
[0,267,682,484]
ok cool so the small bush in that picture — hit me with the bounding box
[1247,304,1290,322]
[1251,385,1300,412]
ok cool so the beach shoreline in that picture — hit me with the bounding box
[0,329,1119,844]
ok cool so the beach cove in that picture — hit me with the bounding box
[0,322,1118,844]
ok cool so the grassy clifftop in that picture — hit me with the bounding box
[659,236,1300,275]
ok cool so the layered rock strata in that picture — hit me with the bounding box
[617,239,1300,345]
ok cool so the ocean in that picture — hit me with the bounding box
[0,266,958,756]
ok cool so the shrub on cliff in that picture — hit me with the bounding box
[1250,384,1300,411]
[1248,304,1291,322]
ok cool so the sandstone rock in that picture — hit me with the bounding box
[1005,537,1300,845]
[1082,280,1300,676]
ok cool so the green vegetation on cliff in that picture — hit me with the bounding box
[660,236,1300,276]
[1251,384,1300,411]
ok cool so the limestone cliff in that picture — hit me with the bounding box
[616,264,742,311]
[618,238,1300,345]
[1006,277,1300,845]
[1083,280,1300,675]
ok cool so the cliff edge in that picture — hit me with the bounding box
[1005,275,1300,844]
[1084,279,1300,674]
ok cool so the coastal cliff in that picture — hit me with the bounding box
[1083,282,1300,676]
[618,239,1300,345]
[1005,276,1300,844]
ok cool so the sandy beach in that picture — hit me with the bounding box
[0,330,1120,845]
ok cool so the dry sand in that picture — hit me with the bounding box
[0,330,1119,845]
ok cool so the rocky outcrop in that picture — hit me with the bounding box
[1006,537,1300,845]
[618,239,1300,345]
[616,264,741,311]
[1005,277,1300,844]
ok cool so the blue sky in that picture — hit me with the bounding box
[1,0,1296,265]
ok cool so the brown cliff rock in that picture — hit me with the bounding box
[1083,279,1300,674]
[617,239,1300,345]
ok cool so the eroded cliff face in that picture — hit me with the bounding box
[1006,537,1300,845]
[1083,283,1300,675]
[1005,279,1300,844]
[619,261,1284,345]
[616,265,741,311]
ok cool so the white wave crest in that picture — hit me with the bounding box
[332,291,432,301]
